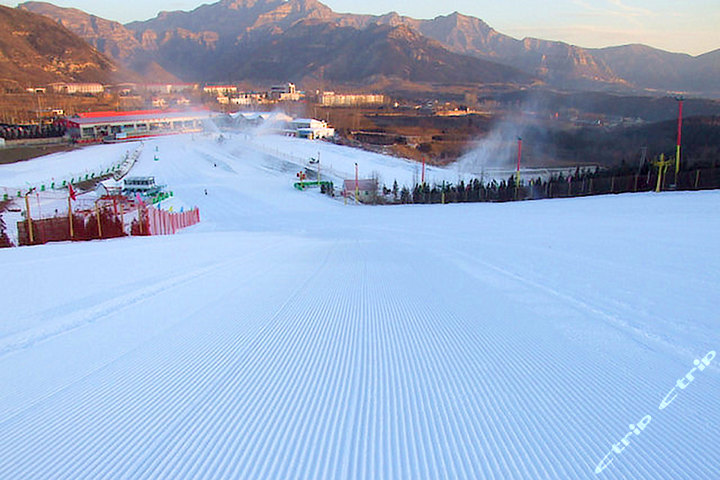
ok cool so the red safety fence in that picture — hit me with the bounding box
[146,205,201,236]
[15,195,200,246]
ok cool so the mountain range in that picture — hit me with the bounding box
[11,0,720,96]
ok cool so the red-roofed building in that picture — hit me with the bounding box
[61,109,211,143]
[343,178,378,203]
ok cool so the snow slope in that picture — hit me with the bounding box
[245,133,481,187]
[0,134,718,479]
[0,143,132,192]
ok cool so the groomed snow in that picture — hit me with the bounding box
[0,133,718,479]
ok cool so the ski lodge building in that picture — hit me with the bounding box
[62,109,211,143]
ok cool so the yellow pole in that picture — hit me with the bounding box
[25,194,34,244]
[95,202,103,238]
[655,153,668,193]
[68,195,74,239]
[675,98,683,186]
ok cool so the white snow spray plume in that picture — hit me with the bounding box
[455,115,524,175]
[202,114,223,139]
[227,107,294,137]
[455,95,555,180]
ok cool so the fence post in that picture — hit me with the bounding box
[137,203,142,235]
[25,194,34,244]
[95,203,103,238]
[68,196,74,239]
[145,205,151,235]
[610,176,615,193]
[695,169,701,189]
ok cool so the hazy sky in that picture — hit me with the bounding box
[3,0,718,55]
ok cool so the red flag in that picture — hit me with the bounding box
[68,183,76,201]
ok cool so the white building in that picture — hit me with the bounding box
[269,83,301,101]
[50,83,105,95]
[144,83,197,94]
[204,85,237,95]
[290,118,335,140]
[231,92,266,105]
[318,92,386,107]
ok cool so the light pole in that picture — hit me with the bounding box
[674,96,684,186]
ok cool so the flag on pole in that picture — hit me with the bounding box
[68,183,77,201]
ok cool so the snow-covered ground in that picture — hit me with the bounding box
[0,133,718,479]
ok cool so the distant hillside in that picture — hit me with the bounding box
[166,20,531,84]
[18,2,178,82]
[0,5,135,90]
[18,0,720,95]
[22,0,532,86]
[392,12,624,90]
[592,45,720,95]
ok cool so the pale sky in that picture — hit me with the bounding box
[3,0,718,55]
